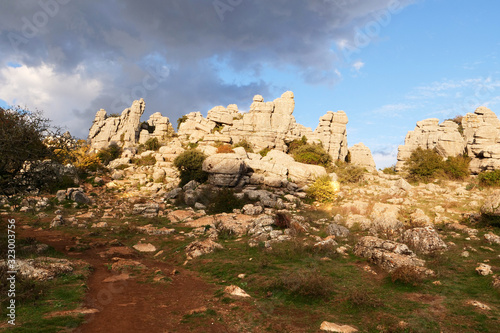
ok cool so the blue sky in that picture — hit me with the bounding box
[1,0,499,168]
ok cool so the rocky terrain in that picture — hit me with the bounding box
[1,94,500,332]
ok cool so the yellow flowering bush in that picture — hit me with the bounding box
[306,175,340,203]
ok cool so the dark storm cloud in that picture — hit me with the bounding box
[0,0,414,137]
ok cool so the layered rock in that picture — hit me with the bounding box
[88,99,146,151]
[177,91,350,162]
[397,107,500,173]
[88,99,174,152]
[349,142,376,171]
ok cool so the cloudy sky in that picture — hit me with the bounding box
[1,0,499,168]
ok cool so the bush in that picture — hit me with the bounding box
[306,175,340,202]
[177,115,188,130]
[478,170,500,187]
[405,148,470,182]
[132,155,156,166]
[274,212,291,228]
[267,268,335,300]
[173,150,208,186]
[382,164,397,175]
[390,265,425,286]
[287,136,308,153]
[206,188,244,214]
[292,144,332,168]
[405,148,445,182]
[0,107,52,195]
[333,161,366,183]
[144,137,161,151]
[97,143,122,165]
[443,155,470,180]
[216,144,234,154]
[233,139,254,153]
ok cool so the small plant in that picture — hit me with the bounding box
[132,155,156,166]
[106,113,121,118]
[306,175,340,202]
[97,143,122,165]
[382,164,397,175]
[216,144,234,154]
[187,142,199,149]
[259,148,271,157]
[177,115,188,130]
[267,268,335,299]
[207,188,244,214]
[144,137,161,151]
[390,265,424,286]
[478,169,500,187]
[211,124,224,134]
[333,161,366,183]
[173,149,208,186]
[233,139,254,153]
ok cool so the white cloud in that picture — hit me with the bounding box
[372,103,414,117]
[0,63,103,138]
[352,61,365,72]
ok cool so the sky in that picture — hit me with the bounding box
[1,0,499,169]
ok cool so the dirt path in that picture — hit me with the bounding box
[19,226,235,333]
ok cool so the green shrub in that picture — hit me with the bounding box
[132,155,156,166]
[258,148,271,157]
[333,161,366,183]
[267,268,335,300]
[287,136,308,153]
[233,139,254,153]
[97,143,122,165]
[207,188,244,214]
[291,144,332,168]
[144,137,161,151]
[443,155,470,180]
[306,175,339,202]
[478,170,500,187]
[405,148,470,182]
[173,150,208,186]
[405,148,445,182]
[382,164,397,175]
[177,115,188,130]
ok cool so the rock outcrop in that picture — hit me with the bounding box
[88,99,174,152]
[177,91,350,162]
[397,107,500,173]
[349,143,376,171]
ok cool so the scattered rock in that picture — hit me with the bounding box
[401,227,447,254]
[484,232,500,245]
[224,285,251,298]
[354,236,433,275]
[476,263,493,276]
[133,243,157,253]
[0,257,74,281]
[467,300,491,311]
[50,215,65,228]
[326,223,350,238]
[185,239,223,260]
[320,321,358,333]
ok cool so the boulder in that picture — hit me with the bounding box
[480,190,500,216]
[349,143,376,172]
[354,236,433,275]
[401,227,447,254]
[202,154,247,187]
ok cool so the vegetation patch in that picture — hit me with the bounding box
[405,148,470,182]
[173,149,208,187]
[306,175,340,202]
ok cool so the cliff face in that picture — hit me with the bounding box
[396,107,500,173]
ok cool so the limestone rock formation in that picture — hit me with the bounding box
[397,106,500,173]
[349,143,376,171]
[139,112,175,144]
[177,91,349,162]
[88,99,146,151]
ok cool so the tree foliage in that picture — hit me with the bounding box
[173,149,208,186]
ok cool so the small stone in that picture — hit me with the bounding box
[133,243,157,253]
[237,274,246,279]
[476,263,492,276]
[461,251,470,258]
[320,321,358,332]
[467,300,491,311]
[432,281,442,286]
[224,285,251,298]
